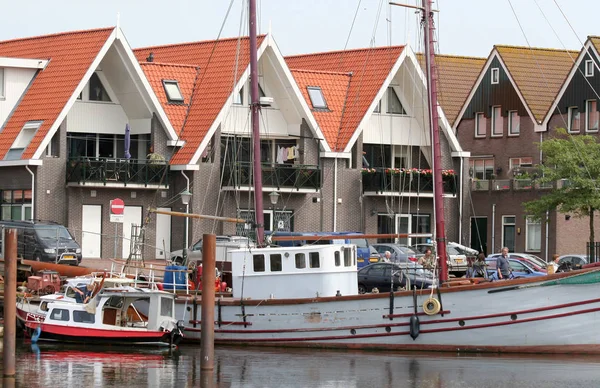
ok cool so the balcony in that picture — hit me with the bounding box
[362,169,457,195]
[66,157,169,188]
[470,178,554,192]
[221,162,321,192]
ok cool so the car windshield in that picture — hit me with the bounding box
[35,226,72,240]
[349,238,368,248]
[398,247,416,254]
[524,254,547,268]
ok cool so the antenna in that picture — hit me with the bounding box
[116,12,120,29]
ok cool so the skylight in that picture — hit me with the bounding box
[162,80,184,103]
[5,121,42,160]
[307,86,327,109]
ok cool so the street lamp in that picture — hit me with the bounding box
[180,189,192,264]
[269,191,280,232]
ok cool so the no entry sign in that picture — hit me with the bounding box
[110,198,125,223]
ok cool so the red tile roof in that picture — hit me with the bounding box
[0,28,114,160]
[286,46,405,151]
[134,36,266,165]
[289,69,352,149]
[139,62,199,136]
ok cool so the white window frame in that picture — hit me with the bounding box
[475,112,486,137]
[234,86,244,105]
[491,68,499,84]
[0,67,4,99]
[586,99,598,132]
[162,80,184,103]
[525,216,541,252]
[568,106,580,133]
[507,110,520,136]
[307,86,327,109]
[509,157,533,170]
[12,121,42,150]
[491,106,503,137]
[585,60,594,77]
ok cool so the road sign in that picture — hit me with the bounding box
[110,198,125,223]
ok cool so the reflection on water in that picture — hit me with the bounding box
[3,340,600,387]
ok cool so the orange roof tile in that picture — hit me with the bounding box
[139,62,199,136]
[496,45,578,123]
[134,36,266,165]
[289,69,351,149]
[0,28,114,160]
[417,53,486,126]
[286,46,405,151]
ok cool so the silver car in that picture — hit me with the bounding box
[170,235,252,264]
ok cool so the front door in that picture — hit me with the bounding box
[122,206,142,259]
[470,216,487,255]
[395,214,411,245]
[82,205,102,258]
[502,216,516,252]
[155,207,171,259]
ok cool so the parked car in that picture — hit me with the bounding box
[412,243,468,276]
[484,257,546,279]
[487,253,548,272]
[357,262,436,293]
[448,242,478,256]
[558,254,588,267]
[372,243,419,266]
[0,220,82,265]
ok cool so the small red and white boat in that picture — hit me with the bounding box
[23,287,184,348]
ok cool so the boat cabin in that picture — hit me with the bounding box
[229,244,358,299]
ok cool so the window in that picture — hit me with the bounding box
[373,100,381,113]
[6,121,43,160]
[270,254,282,272]
[1,190,32,221]
[491,68,499,84]
[334,251,341,267]
[0,67,4,98]
[585,60,594,77]
[475,112,486,137]
[162,80,184,103]
[295,253,306,269]
[509,157,533,170]
[234,86,244,105]
[160,297,173,317]
[469,158,494,180]
[73,310,95,324]
[586,100,598,132]
[387,87,406,114]
[502,216,516,252]
[309,252,320,268]
[526,216,541,252]
[307,86,327,109]
[46,131,60,157]
[568,106,580,133]
[50,308,70,322]
[253,254,265,272]
[508,110,520,135]
[343,247,353,266]
[88,73,111,102]
[491,106,503,136]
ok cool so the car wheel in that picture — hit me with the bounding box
[358,284,367,294]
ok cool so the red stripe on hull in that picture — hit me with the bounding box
[28,323,167,339]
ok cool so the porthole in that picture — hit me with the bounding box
[510,314,517,321]
[458,320,465,327]
[385,326,391,333]
[350,329,357,335]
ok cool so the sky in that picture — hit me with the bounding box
[0,0,597,58]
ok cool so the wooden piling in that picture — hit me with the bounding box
[3,228,17,378]
[200,233,216,371]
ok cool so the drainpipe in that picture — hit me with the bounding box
[333,158,338,232]
[181,171,190,259]
[491,203,496,253]
[545,210,549,262]
[458,157,464,245]
[26,166,35,220]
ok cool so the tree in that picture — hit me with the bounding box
[524,128,600,256]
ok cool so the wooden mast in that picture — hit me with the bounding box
[422,0,449,281]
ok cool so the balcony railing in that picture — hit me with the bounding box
[471,178,554,192]
[222,162,321,191]
[362,169,456,195]
[66,157,168,187]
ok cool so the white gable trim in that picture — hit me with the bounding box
[453,49,537,130]
[0,57,49,69]
[541,40,592,128]
[32,29,118,159]
[342,47,408,153]
[0,159,43,167]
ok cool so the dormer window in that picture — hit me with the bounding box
[387,87,406,114]
[491,68,499,84]
[162,80,184,103]
[5,121,42,160]
[585,60,594,77]
[307,86,327,109]
[0,68,4,98]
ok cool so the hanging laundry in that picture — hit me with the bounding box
[287,146,295,160]
[276,146,285,164]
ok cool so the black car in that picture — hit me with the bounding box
[357,262,436,294]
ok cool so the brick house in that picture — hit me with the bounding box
[0,27,179,260]
[454,45,576,258]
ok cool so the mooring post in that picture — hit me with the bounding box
[3,228,18,379]
[200,233,216,371]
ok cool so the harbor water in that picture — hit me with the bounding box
[2,340,600,387]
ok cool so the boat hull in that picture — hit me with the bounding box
[175,272,600,354]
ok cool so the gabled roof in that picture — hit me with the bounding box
[286,46,405,152]
[0,28,114,160]
[289,69,352,151]
[134,36,267,165]
[140,62,199,136]
[590,36,600,51]
[416,53,486,126]
[495,45,577,123]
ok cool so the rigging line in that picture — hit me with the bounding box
[336,0,363,70]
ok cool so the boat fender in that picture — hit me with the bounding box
[423,297,441,315]
[409,315,420,340]
[31,326,41,343]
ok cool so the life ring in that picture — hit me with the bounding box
[423,297,441,315]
